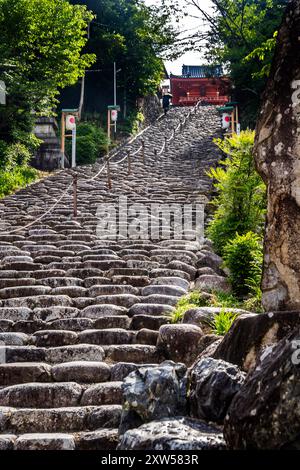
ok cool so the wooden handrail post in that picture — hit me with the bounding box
[142,139,145,165]
[61,112,65,169]
[106,157,112,189]
[154,148,157,158]
[127,150,131,175]
[73,174,78,218]
[164,136,167,153]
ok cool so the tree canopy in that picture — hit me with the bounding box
[0,0,95,150]
[68,0,178,103]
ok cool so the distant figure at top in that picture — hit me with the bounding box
[162,92,172,115]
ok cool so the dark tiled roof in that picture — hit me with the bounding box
[181,65,223,78]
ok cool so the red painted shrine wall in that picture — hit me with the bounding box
[170,77,230,106]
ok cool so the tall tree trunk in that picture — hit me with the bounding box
[254,0,300,311]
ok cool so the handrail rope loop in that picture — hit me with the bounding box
[0,181,73,235]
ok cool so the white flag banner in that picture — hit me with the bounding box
[0,80,6,105]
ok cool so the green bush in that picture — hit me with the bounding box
[207,131,266,255]
[118,109,145,136]
[66,121,108,165]
[0,165,38,199]
[223,231,263,297]
[209,291,241,309]
[4,143,32,168]
[170,291,209,323]
[209,309,238,336]
[0,140,9,169]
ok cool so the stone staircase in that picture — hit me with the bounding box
[0,106,222,450]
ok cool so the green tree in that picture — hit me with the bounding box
[68,0,178,109]
[0,0,95,146]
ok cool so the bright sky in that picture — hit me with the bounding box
[144,0,213,75]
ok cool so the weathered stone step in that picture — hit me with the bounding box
[150,276,190,290]
[131,314,171,331]
[111,275,150,287]
[81,304,128,319]
[141,285,187,297]
[51,362,111,383]
[0,428,119,450]
[0,363,52,386]
[31,330,78,347]
[93,294,140,309]
[88,284,139,296]
[0,383,83,408]
[104,344,161,363]
[2,433,76,450]
[0,295,73,310]
[78,329,135,346]
[128,303,174,317]
[0,404,121,433]
[1,344,105,363]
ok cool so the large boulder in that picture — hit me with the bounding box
[118,417,226,450]
[195,275,231,293]
[157,324,204,366]
[183,307,249,328]
[196,250,224,275]
[119,361,187,435]
[213,311,300,372]
[253,0,300,311]
[189,358,245,424]
[224,328,300,449]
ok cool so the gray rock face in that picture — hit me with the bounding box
[253,1,300,311]
[195,274,231,293]
[118,417,226,450]
[213,311,300,372]
[224,328,300,449]
[189,358,246,424]
[120,361,187,435]
[14,433,75,450]
[183,307,248,328]
[196,250,224,274]
[157,324,204,366]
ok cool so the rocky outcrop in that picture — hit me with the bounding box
[119,361,187,435]
[195,274,231,293]
[213,311,300,371]
[189,358,245,424]
[254,0,300,311]
[118,417,226,450]
[224,328,300,449]
[183,306,249,328]
[157,324,204,366]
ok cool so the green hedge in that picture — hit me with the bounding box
[0,165,38,199]
[66,121,108,165]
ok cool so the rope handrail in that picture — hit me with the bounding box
[0,181,73,235]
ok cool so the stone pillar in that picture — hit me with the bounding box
[254,0,300,311]
[34,117,62,171]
